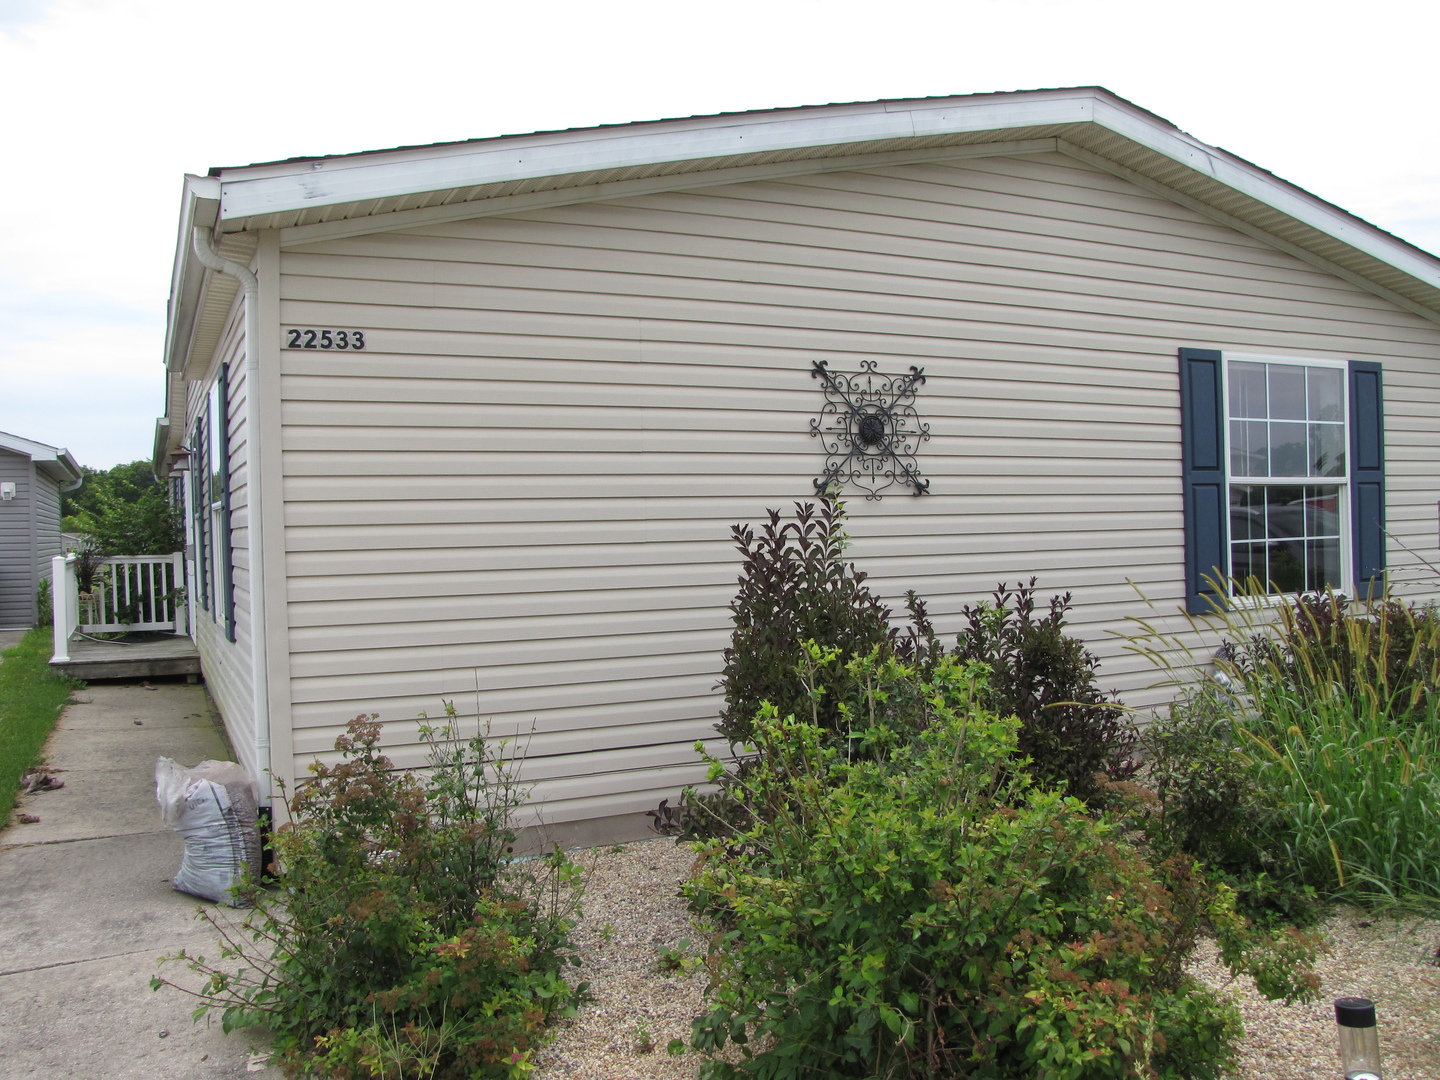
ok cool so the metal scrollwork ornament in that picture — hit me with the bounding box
[809,359,931,499]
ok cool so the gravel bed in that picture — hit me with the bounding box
[1189,906,1440,1079]
[536,839,1440,1079]
[532,839,712,1080]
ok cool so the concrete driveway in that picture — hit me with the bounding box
[0,679,279,1079]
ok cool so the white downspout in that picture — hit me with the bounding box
[191,226,272,802]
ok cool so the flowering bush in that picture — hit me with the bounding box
[155,711,584,1079]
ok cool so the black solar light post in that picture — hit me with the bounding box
[1334,997,1382,1079]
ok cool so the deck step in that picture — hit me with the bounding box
[50,636,201,682]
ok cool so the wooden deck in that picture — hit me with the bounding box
[50,634,201,681]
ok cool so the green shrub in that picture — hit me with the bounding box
[686,650,1317,1080]
[716,498,899,747]
[1138,694,1318,924]
[67,478,182,555]
[664,499,928,840]
[954,580,1138,807]
[1127,585,1440,907]
[155,712,585,1079]
[670,504,1138,839]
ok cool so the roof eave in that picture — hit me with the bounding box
[45,448,84,490]
[201,88,1440,320]
[0,432,83,487]
[156,176,222,475]
[164,176,221,377]
[213,89,1103,221]
[1083,97,1440,292]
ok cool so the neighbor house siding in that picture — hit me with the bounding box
[0,451,35,629]
[33,470,62,582]
[274,150,1440,826]
[190,297,259,781]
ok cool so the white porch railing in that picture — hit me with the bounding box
[51,552,187,663]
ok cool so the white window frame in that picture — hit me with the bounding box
[1221,352,1351,603]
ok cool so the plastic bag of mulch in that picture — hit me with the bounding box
[155,758,262,906]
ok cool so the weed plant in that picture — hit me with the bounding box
[35,578,53,630]
[0,628,80,822]
[1126,584,1440,909]
[155,711,585,1079]
[685,647,1318,1080]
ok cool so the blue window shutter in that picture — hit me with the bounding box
[192,414,209,612]
[1348,361,1385,598]
[1179,348,1227,614]
[218,362,236,642]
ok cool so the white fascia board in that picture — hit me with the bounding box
[1089,98,1440,290]
[901,95,1092,136]
[211,87,1440,299]
[216,94,1098,221]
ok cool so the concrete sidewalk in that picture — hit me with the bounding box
[0,679,280,1079]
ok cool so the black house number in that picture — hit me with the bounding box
[285,328,366,350]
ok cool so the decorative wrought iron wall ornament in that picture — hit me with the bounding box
[809,359,931,499]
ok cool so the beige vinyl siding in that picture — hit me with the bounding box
[277,150,1440,825]
[189,298,259,782]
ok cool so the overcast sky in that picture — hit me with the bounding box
[2,0,1436,471]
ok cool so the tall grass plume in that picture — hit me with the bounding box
[1122,581,1439,908]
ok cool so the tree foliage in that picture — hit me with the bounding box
[62,460,182,555]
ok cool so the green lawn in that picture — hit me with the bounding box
[0,628,81,825]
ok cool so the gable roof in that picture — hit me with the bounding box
[0,431,83,488]
[158,86,1440,467]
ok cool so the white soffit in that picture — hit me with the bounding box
[1083,98,1440,290]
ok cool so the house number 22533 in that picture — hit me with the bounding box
[285,328,366,350]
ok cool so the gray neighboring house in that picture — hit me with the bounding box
[0,432,82,630]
